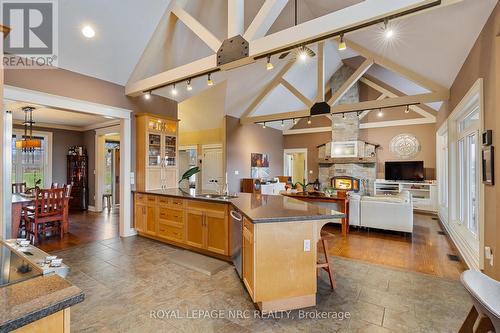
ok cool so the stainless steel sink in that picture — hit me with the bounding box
[195,194,238,200]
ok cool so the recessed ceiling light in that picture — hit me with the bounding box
[82,25,95,38]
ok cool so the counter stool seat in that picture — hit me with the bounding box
[459,269,500,333]
[103,194,112,209]
[317,237,336,290]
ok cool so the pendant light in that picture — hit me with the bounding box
[16,107,41,161]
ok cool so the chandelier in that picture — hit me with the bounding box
[16,106,41,152]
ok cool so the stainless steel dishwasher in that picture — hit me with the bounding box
[230,209,243,279]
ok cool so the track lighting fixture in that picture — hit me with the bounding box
[405,105,410,114]
[262,122,266,129]
[207,73,213,86]
[338,34,347,51]
[293,118,298,125]
[307,117,312,125]
[266,55,274,71]
[171,83,177,96]
[186,79,193,91]
[384,19,394,39]
[281,120,284,127]
[144,91,151,100]
[377,108,384,117]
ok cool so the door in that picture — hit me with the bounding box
[186,209,204,249]
[202,145,223,192]
[284,149,307,184]
[206,210,228,255]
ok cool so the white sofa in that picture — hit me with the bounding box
[349,191,413,233]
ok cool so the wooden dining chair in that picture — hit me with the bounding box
[51,182,60,189]
[25,188,65,244]
[12,182,27,194]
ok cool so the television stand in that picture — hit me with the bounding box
[374,179,437,213]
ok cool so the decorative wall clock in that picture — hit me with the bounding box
[389,134,421,159]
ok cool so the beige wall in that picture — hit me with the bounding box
[437,3,500,279]
[4,65,177,195]
[179,128,224,146]
[225,116,284,193]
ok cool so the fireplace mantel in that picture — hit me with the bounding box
[318,157,377,165]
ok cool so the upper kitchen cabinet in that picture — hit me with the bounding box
[135,113,179,191]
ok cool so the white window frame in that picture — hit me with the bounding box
[436,122,448,224]
[445,79,484,270]
[12,129,53,188]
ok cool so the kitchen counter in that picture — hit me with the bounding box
[0,272,84,332]
[133,188,345,223]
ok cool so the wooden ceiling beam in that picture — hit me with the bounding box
[316,42,325,102]
[171,4,221,52]
[331,91,446,114]
[240,109,310,125]
[240,61,295,119]
[228,0,245,38]
[327,59,373,105]
[280,78,313,108]
[343,38,449,96]
[359,76,437,120]
[243,0,289,41]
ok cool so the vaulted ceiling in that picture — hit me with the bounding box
[54,0,498,128]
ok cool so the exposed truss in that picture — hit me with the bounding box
[126,0,453,96]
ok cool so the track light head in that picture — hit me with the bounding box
[207,73,213,86]
[262,122,266,129]
[307,117,312,125]
[384,19,394,39]
[338,34,347,51]
[266,55,274,71]
[144,91,151,100]
[187,79,193,91]
[377,109,384,117]
[281,120,284,127]
[405,105,410,114]
[171,84,177,96]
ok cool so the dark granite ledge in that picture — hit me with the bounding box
[0,274,84,332]
[133,189,345,223]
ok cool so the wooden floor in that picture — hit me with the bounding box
[37,208,119,253]
[322,213,467,280]
[37,209,465,280]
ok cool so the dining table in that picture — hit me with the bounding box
[11,193,35,238]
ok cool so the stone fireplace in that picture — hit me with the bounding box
[318,65,377,195]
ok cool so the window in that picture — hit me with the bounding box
[12,130,51,188]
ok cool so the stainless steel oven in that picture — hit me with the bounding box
[230,209,243,279]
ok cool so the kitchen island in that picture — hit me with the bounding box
[0,241,84,332]
[133,189,344,312]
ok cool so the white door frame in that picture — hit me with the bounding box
[283,148,308,183]
[95,125,121,212]
[1,85,135,238]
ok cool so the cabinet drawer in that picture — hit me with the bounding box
[171,198,184,208]
[158,196,169,205]
[243,218,254,233]
[159,207,184,224]
[186,200,227,213]
[158,223,184,242]
[136,193,148,204]
[146,195,157,203]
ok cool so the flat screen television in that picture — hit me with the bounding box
[385,161,424,181]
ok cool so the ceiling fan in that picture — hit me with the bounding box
[278,0,316,60]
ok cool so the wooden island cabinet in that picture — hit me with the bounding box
[134,192,230,259]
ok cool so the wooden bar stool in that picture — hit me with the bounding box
[317,237,336,289]
[103,193,112,209]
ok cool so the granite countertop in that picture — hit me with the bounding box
[0,274,84,332]
[281,191,348,201]
[133,188,345,223]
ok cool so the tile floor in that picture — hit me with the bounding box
[53,236,472,333]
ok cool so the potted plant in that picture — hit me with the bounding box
[178,166,200,189]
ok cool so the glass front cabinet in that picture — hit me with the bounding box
[136,114,179,190]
